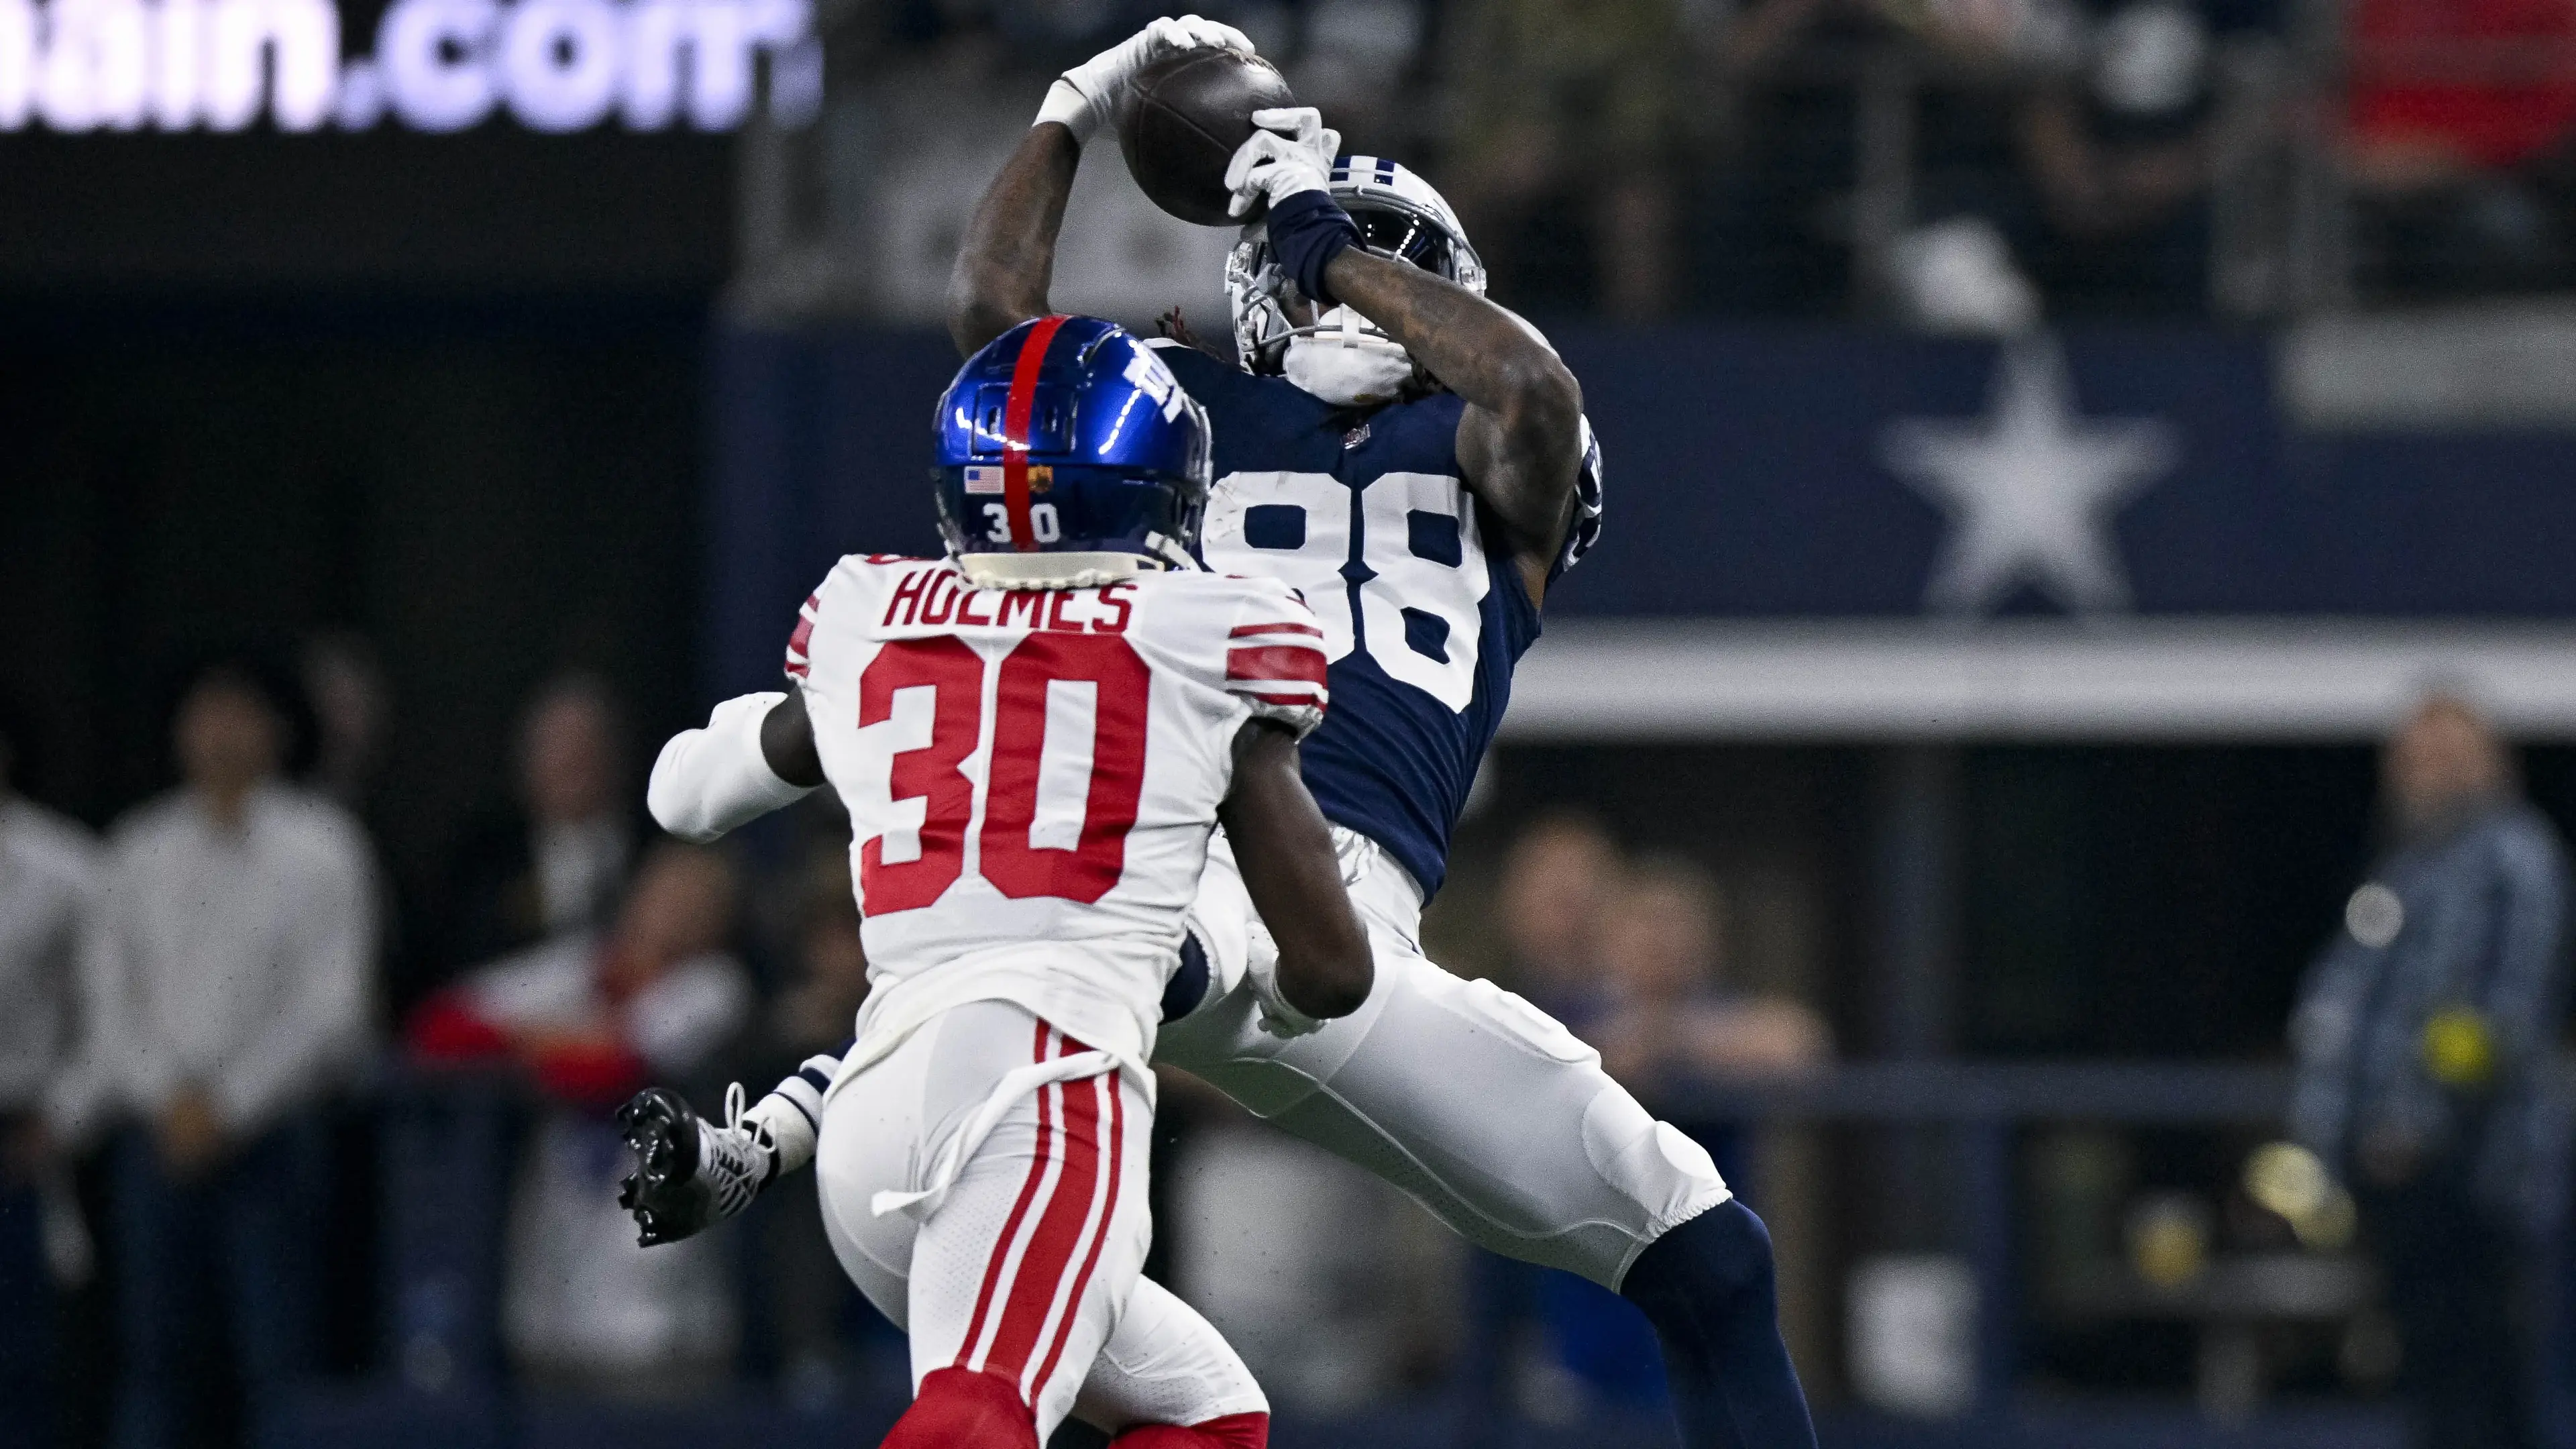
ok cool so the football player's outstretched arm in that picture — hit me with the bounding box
[1217,720,1374,1020]
[757,688,824,787]
[949,123,1079,358]
[949,17,1260,358]
[647,688,823,842]
[1326,248,1586,584]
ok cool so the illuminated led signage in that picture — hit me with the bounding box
[0,0,816,132]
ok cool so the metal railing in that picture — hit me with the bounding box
[376,1059,2334,1419]
[1664,1062,2304,1417]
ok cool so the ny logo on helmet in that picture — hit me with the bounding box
[1122,350,1187,423]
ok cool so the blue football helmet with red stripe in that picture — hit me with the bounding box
[933,315,1212,590]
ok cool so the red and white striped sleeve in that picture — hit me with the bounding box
[782,592,820,684]
[1222,583,1330,737]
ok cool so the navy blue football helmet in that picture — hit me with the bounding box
[933,315,1212,590]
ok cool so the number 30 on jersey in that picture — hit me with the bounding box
[859,633,1146,914]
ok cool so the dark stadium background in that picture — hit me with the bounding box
[12,3,2576,1442]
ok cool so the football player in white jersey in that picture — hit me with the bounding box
[621,315,1372,1449]
[934,19,1817,1449]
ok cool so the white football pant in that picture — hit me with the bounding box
[814,1000,1265,1440]
[1159,829,1733,1289]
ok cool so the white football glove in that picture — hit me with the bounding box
[1226,107,1340,219]
[1035,15,1257,144]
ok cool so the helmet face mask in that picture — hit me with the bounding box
[1347,202,1479,287]
[932,317,1213,590]
[1227,156,1485,398]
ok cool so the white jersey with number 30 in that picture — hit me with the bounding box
[786,554,1328,1065]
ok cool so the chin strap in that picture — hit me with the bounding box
[1271,303,1401,352]
[957,549,1194,592]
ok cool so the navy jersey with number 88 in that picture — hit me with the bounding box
[1154,341,1599,898]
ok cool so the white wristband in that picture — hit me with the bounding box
[1034,77,1101,144]
[647,691,817,843]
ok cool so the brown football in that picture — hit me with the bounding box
[1115,48,1298,227]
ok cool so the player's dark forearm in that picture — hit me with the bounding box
[759,688,824,788]
[1218,722,1373,1018]
[948,123,1083,358]
[1323,248,1584,547]
[1323,250,1574,422]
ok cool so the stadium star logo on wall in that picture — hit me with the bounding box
[1882,335,2178,617]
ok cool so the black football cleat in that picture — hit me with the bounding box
[616,1085,776,1246]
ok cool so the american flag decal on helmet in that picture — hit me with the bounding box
[963,466,1005,495]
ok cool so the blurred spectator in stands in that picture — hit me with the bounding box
[424,674,635,1014]
[1695,0,1992,315]
[757,853,871,1067]
[302,633,408,1061]
[1169,1100,1461,1413]
[1498,810,1623,1017]
[301,633,390,814]
[0,703,99,1449]
[83,659,376,1449]
[1472,811,1631,1424]
[2347,0,2576,291]
[409,842,751,1393]
[726,844,873,1401]
[1285,0,1433,154]
[1589,855,1831,1094]
[2288,694,2569,1449]
[2013,0,2221,313]
[1525,854,1827,1417]
[1443,0,1684,316]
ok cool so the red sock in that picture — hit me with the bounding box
[881,1367,1038,1449]
[1106,1413,1269,1449]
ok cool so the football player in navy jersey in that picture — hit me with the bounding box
[630,18,1812,1447]
[942,22,1817,1448]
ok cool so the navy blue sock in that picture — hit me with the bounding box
[1619,1198,1819,1449]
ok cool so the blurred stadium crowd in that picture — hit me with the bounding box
[782,0,2576,320]
[10,643,2576,1447]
